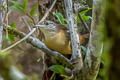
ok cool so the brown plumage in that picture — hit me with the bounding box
[38,24,89,54]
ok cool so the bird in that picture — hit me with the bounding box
[37,24,89,55]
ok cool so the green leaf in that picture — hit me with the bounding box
[54,12,65,25]
[7,33,15,42]
[23,0,28,10]
[10,0,24,9]
[77,16,80,23]
[82,15,90,21]
[30,4,38,17]
[9,0,25,14]
[8,6,18,10]
[9,5,25,14]
[37,58,41,62]
[80,8,92,21]
[49,65,65,75]
[8,6,21,12]
[10,22,16,29]
[80,8,92,15]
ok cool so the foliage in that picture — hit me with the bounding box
[2,0,99,80]
[9,0,38,17]
[53,12,66,25]
[2,22,16,42]
[49,65,66,75]
[7,0,38,42]
[49,65,73,80]
[7,22,16,42]
[30,5,38,17]
[54,8,92,25]
[77,8,92,22]
[9,0,28,14]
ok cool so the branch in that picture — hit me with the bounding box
[21,17,36,37]
[84,0,103,79]
[26,13,35,24]
[0,0,6,50]
[1,23,36,52]
[73,2,88,12]
[1,0,57,52]
[78,13,90,32]
[2,26,73,69]
[21,17,32,31]
[38,0,57,24]
[64,0,83,72]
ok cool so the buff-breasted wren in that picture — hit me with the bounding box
[37,24,89,55]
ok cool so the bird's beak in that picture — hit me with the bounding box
[35,24,52,32]
[35,24,46,28]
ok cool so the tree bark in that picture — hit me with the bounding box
[64,0,83,73]
[84,0,103,80]
[0,0,6,50]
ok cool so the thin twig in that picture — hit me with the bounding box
[1,0,57,52]
[38,0,57,24]
[21,17,32,31]
[78,13,90,32]
[2,26,73,69]
[21,17,36,37]
[26,13,36,25]
[1,23,36,52]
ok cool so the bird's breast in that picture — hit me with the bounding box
[44,31,72,54]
